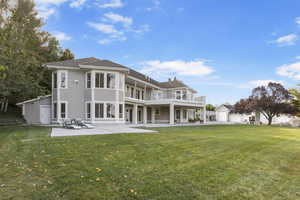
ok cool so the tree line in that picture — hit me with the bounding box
[0,0,74,109]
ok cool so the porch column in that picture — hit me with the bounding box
[151,107,155,123]
[180,108,183,123]
[169,103,174,125]
[133,104,138,124]
[143,106,147,124]
[203,106,206,123]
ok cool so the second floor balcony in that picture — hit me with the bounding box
[125,90,205,106]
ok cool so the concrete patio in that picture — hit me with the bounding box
[51,122,237,137]
[51,124,158,137]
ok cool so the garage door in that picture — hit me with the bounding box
[40,105,51,124]
[217,112,228,122]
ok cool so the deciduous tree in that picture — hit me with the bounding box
[234,82,297,125]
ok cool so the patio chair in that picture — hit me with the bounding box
[75,119,95,129]
[62,119,81,130]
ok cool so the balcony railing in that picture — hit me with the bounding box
[125,91,205,104]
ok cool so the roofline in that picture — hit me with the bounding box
[16,95,51,106]
[127,75,161,89]
[79,65,129,72]
[45,65,80,70]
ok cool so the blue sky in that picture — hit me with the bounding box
[35,0,300,105]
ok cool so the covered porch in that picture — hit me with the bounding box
[125,102,206,125]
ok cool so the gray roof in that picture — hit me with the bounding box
[46,57,194,91]
[46,57,128,69]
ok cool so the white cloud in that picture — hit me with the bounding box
[296,17,300,25]
[295,56,300,59]
[249,80,284,87]
[272,34,298,46]
[36,5,56,20]
[87,22,123,35]
[146,0,161,11]
[34,0,68,20]
[277,61,300,80]
[87,22,126,44]
[139,59,215,79]
[35,0,68,5]
[102,12,132,27]
[70,0,86,8]
[53,31,72,41]
[97,0,124,8]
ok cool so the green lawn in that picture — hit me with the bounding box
[1,125,300,200]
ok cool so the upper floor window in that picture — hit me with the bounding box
[182,91,187,100]
[130,87,134,98]
[176,91,181,100]
[60,72,67,88]
[86,73,91,88]
[95,73,104,88]
[107,73,115,89]
[136,90,140,99]
[53,72,57,88]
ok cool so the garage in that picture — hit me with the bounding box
[216,104,234,122]
[217,111,228,122]
[16,95,52,125]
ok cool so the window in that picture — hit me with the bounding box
[183,110,187,119]
[61,102,66,119]
[142,90,145,100]
[95,103,104,118]
[86,103,91,119]
[60,72,67,88]
[107,103,115,118]
[176,91,181,100]
[155,108,160,116]
[107,73,115,89]
[95,73,104,88]
[136,90,140,99]
[119,74,124,90]
[131,87,134,98]
[86,73,91,88]
[53,73,57,88]
[119,104,123,119]
[53,102,57,119]
[182,91,187,100]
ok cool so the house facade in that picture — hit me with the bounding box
[18,57,206,125]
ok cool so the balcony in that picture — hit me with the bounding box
[125,91,205,107]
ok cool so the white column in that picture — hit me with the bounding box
[143,106,147,124]
[57,71,61,123]
[169,103,174,125]
[91,71,95,123]
[151,107,155,124]
[203,106,206,124]
[180,108,183,123]
[133,104,138,124]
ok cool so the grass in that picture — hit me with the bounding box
[1,125,300,200]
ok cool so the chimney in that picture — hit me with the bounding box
[168,78,171,82]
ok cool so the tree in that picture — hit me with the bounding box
[206,104,216,111]
[290,84,300,117]
[0,0,75,106]
[234,82,297,125]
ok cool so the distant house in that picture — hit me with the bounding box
[215,104,298,125]
[17,57,206,125]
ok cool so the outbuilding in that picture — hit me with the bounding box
[16,95,52,125]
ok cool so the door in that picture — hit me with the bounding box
[126,108,133,123]
[217,112,228,122]
[40,105,51,124]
